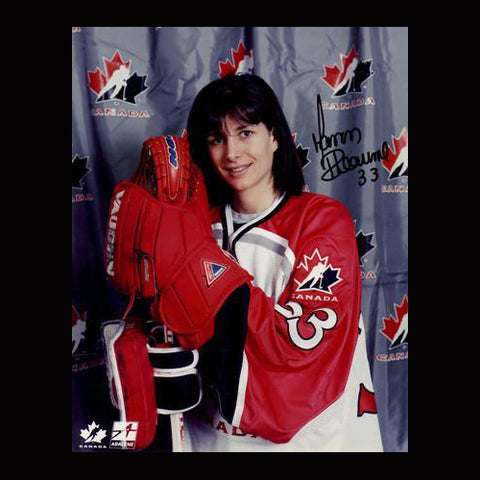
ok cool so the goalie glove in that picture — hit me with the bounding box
[104,135,252,349]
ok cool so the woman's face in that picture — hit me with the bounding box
[206,115,278,201]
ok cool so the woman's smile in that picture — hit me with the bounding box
[223,163,252,176]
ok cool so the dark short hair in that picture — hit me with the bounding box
[186,74,304,206]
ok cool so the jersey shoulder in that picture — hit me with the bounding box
[280,192,355,239]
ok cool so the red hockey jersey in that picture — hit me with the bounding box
[184,192,383,452]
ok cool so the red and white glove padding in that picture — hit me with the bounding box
[105,135,252,348]
[102,318,202,450]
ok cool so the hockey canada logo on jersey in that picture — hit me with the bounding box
[294,248,342,295]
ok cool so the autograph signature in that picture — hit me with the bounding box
[311,94,389,184]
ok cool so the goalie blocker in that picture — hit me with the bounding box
[102,317,202,451]
[104,135,253,348]
[103,135,253,450]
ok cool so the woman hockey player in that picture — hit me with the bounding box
[180,74,384,452]
[103,73,383,452]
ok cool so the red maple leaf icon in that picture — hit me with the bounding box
[380,295,408,347]
[87,50,131,95]
[382,127,408,179]
[218,41,253,78]
[322,45,359,89]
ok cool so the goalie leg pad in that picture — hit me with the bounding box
[102,319,157,450]
[148,344,202,415]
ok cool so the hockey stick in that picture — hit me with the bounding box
[163,326,186,452]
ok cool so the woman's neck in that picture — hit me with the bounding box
[232,187,279,214]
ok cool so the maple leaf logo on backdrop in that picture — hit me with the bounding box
[321,45,374,97]
[218,41,254,78]
[291,133,311,169]
[72,154,90,189]
[72,305,86,354]
[355,224,376,267]
[87,50,148,104]
[380,295,408,349]
[382,127,408,180]
[294,248,342,294]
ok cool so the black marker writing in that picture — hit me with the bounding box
[312,94,362,153]
[312,94,389,182]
